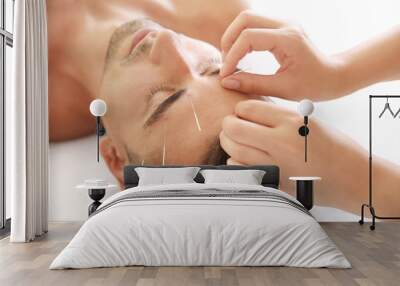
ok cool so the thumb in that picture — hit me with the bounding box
[220,71,286,97]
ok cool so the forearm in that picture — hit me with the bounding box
[315,131,369,214]
[316,130,400,216]
[335,26,400,96]
[371,157,400,217]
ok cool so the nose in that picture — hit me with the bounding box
[149,30,192,77]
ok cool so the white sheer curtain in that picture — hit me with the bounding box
[8,0,49,242]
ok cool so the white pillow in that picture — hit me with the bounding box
[200,169,266,185]
[135,167,200,186]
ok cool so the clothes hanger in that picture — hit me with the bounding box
[378,97,396,118]
[394,106,400,118]
[392,97,400,118]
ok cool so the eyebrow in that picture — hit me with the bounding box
[143,68,221,128]
[143,89,187,128]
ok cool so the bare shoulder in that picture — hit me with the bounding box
[48,72,95,142]
[47,2,95,141]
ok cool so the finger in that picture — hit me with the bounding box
[221,11,286,54]
[226,158,244,166]
[234,100,297,127]
[221,71,287,97]
[220,131,275,166]
[222,115,278,153]
[220,28,280,77]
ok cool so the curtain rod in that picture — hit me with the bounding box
[369,95,400,98]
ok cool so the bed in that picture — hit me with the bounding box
[50,165,350,269]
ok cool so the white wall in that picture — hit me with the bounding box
[49,136,118,221]
[49,0,399,222]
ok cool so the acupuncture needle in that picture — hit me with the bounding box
[162,123,167,165]
[188,95,202,132]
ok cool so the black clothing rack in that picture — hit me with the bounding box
[359,95,400,230]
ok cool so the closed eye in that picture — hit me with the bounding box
[143,68,221,129]
[143,89,186,128]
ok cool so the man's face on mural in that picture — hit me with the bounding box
[99,19,256,182]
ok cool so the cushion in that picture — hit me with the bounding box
[135,167,201,186]
[200,169,266,185]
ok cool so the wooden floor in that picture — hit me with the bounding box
[0,222,399,286]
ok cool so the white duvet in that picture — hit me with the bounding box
[50,183,350,269]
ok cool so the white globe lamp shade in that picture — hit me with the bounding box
[90,99,107,117]
[298,99,314,116]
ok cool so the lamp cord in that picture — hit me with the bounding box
[96,117,100,162]
[305,132,308,162]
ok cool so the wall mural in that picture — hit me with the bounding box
[47,1,400,218]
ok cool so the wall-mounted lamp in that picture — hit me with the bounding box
[89,99,107,162]
[297,99,314,162]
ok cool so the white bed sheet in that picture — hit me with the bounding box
[50,183,350,269]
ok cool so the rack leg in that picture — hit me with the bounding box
[370,206,376,231]
[359,204,377,231]
[359,204,366,225]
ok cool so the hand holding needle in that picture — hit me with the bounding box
[219,11,400,103]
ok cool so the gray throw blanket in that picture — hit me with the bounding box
[91,188,311,217]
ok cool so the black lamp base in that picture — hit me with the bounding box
[296,181,314,210]
[88,188,106,216]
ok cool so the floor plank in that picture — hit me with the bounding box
[0,222,399,286]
